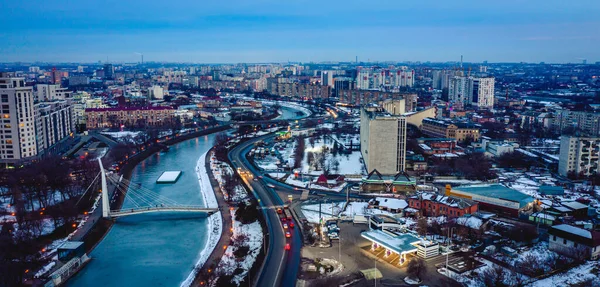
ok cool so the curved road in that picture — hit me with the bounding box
[228,130,369,286]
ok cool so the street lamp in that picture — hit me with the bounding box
[446,227,456,276]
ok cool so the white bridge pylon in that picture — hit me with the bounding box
[98,160,218,219]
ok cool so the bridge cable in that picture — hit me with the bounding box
[75,171,101,206]
[118,177,181,206]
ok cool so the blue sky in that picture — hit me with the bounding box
[1,0,599,63]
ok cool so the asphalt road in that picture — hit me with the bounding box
[229,135,302,287]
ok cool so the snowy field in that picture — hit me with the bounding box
[301,137,365,176]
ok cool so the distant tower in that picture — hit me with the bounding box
[460,55,463,68]
[356,56,358,64]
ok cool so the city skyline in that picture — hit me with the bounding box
[2,0,600,63]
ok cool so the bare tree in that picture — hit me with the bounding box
[416,217,428,237]
[406,257,426,281]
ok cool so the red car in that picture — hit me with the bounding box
[289,222,295,228]
[285,243,291,250]
[285,231,291,238]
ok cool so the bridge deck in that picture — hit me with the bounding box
[110,206,218,218]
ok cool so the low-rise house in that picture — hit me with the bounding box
[368,197,408,214]
[548,224,600,260]
[408,192,478,217]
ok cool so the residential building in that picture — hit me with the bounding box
[149,85,164,99]
[471,77,495,108]
[268,82,330,99]
[36,84,72,102]
[51,69,63,85]
[182,76,199,87]
[554,110,600,136]
[448,76,471,107]
[68,75,89,86]
[355,68,414,90]
[368,198,408,214]
[548,224,600,260]
[558,136,600,177]
[449,76,495,108]
[408,192,478,217]
[104,64,114,80]
[339,90,416,109]
[360,106,407,174]
[34,100,75,153]
[321,71,334,88]
[333,78,355,98]
[416,138,457,155]
[0,73,38,164]
[420,118,481,142]
[85,106,175,129]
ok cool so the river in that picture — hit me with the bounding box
[67,105,307,287]
[68,135,216,287]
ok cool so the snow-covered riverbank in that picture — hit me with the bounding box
[181,151,223,287]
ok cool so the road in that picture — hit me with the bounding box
[228,129,370,286]
[229,134,302,287]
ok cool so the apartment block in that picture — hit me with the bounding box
[559,136,600,177]
[360,106,407,174]
[339,90,417,110]
[0,74,38,164]
[36,84,72,102]
[85,106,175,129]
[554,110,600,136]
[35,100,75,153]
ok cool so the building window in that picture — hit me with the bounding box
[563,239,567,245]
[553,235,556,241]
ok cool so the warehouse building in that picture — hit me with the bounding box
[447,184,535,217]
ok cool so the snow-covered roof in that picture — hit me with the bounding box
[551,224,592,239]
[562,201,589,210]
[372,197,408,210]
[456,216,483,229]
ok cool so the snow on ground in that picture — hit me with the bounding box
[452,258,528,287]
[309,183,347,193]
[255,159,279,171]
[285,176,310,188]
[101,131,143,144]
[34,261,56,278]
[301,137,365,176]
[215,210,264,285]
[527,261,600,287]
[267,173,286,180]
[300,201,346,223]
[300,201,399,223]
[457,216,483,230]
[210,155,249,202]
[340,202,396,218]
[181,151,223,287]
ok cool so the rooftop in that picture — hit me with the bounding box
[58,241,84,250]
[452,184,534,208]
[85,106,174,112]
[361,230,421,255]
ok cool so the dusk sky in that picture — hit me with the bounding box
[1,0,599,63]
